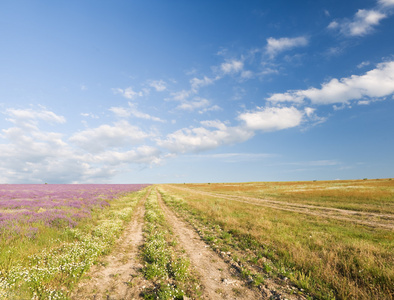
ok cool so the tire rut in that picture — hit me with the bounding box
[71,190,150,300]
[155,189,262,299]
[167,185,393,230]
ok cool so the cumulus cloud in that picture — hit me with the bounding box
[221,59,244,74]
[176,98,210,111]
[169,74,219,102]
[0,110,85,183]
[110,102,165,122]
[190,76,215,91]
[157,120,254,154]
[0,106,163,183]
[85,145,161,166]
[328,8,387,36]
[267,61,394,104]
[238,106,304,131]
[175,97,222,114]
[265,36,308,58]
[357,61,371,68]
[5,107,66,129]
[81,112,99,119]
[69,120,152,153]
[158,104,313,155]
[171,89,192,101]
[112,87,144,99]
[149,80,167,92]
[378,0,394,7]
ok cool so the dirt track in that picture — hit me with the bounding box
[156,190,262,299]
[71,193,148,299]
[166,185,394,230]
[71,187,309,299]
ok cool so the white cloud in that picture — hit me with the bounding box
[304,107,316,117]
[85,145,161,166]
[357,61,371,68]
[110,102,165,122]
[0,107,162,183]
[5,108,66,125]
[0,114,86,183]
[358,100,371,105]
[327,21,339,29]
[190,76,215,91]
[329,9,387,36]
[149,80,167,92]
[379,0,394,7]
[221,59,244,74]
[69,120,152,153]
[267,61,394,104]
[199,105,221,114]
[265,36,308,58]
[81,112,99,119]
[112,87,144,99]
[267,92,305,103]
[170,76,218,102]
[109,107,130,118]
[158,105,311,155]
[176,98,210,111]
[176,98,221,114]
[238,106,304,131]
[171,89,192,101]
[157,120,254,154]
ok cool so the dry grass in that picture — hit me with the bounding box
[183,179,394,213]
[162,179,394,299]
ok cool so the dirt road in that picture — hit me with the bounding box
[71,187,307,299]
[71,193,148,299]
[156,190,262,299]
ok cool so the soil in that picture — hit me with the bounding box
[71,194,148,300]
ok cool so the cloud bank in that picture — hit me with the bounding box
[267,61,394,104]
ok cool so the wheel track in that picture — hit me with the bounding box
[155,188,266,299]
[166,185,393,230]
[71,189,150,300]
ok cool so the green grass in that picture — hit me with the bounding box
[141,189,198,300]
[0,188,148,299]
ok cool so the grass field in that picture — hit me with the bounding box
[0,179,392,299]
[160,178,393,299]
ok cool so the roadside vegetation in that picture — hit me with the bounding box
[159,179,394,300]
[0,186,148,299]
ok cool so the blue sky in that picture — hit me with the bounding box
[0,0,393,183]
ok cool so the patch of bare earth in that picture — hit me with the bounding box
[167,185,393,230]
[156,190,264,299]
[71,194,148,300]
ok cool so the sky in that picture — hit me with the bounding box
[0,0,393,184]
